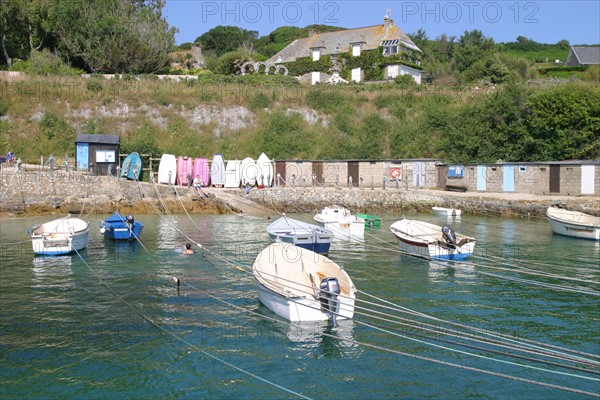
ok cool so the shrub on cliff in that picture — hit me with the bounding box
[34,112,75,157]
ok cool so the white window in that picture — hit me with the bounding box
[312,49,320,61]
[96,150,116,163]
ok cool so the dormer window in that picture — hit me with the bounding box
[312,49,320,61]
[381,39,399,55]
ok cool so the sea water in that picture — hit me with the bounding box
[1,213,598,399]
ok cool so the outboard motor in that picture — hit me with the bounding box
[319,277,341,327]
[126,215,135,239]
[442,225,457,248]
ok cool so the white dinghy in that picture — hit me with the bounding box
[253,242,356,324]
[29,215,90,256]
[546,207,600,240]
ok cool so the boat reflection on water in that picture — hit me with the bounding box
[32,253,74,271]
[109,240,140,256]
[255,304,362,358]
[427,259,476,283]
[287,320,361,358]
[31,254,77,291]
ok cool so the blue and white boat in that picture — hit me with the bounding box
[120,152,142,180]
[99,213,143,241]
[29,216,90,256]
[390,218,476,260]
[267,216,334,255]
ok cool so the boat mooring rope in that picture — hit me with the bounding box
[175,274,600,398]
[72,247,313,400]
[137,178,600,396]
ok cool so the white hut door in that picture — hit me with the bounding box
[581,165,595,194]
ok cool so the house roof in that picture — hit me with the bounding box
[569,46,600,65]
[75,134,120,145]
[267,18,420,63]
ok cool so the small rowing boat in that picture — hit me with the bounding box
[390,218,476,260]
[267,216,334,255]
[432,207,461,217]
[546,207,600,241]
[29,215,90,256]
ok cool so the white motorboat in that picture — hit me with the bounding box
[390,218,476,260]
[432,206,462,217]
[313,205,364,240]
[546,207,600,240]
[252,242,356,323]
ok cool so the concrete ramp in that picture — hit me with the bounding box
[204,188,271,217]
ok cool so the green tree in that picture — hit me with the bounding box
[525,84,600,160]
[454,30,496,72]
[254,26,306,57]
[408,28,429,50]
[556,39,570,50]
[196,26,258,57]
[50,0,176,73]
[0,0,28,67]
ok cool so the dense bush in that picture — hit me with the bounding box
[34,112,76,157]
[306,88,353,114]
[12,50,84,76]
[120,120,161,158]
[255,111,308,158]
[438,83,600,162]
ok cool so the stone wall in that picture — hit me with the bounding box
[515,165,546,194]
[2,163,598,218]
[0,166,231,216]
[247,187,600,217]
[559,165,580,196]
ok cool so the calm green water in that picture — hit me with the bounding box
[1,213,599,399]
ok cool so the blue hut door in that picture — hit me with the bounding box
[503,165,515,192]
[476,165,487,191]
[76,143,89,170]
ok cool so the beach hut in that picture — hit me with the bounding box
[75,134,120,175]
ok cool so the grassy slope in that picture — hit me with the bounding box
[1,73,598,165]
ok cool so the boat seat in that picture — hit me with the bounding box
[456,238,470,246]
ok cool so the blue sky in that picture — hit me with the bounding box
[164,0,600,45]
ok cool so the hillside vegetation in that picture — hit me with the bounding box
[1,0,598,164]
[0,76,598,164]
